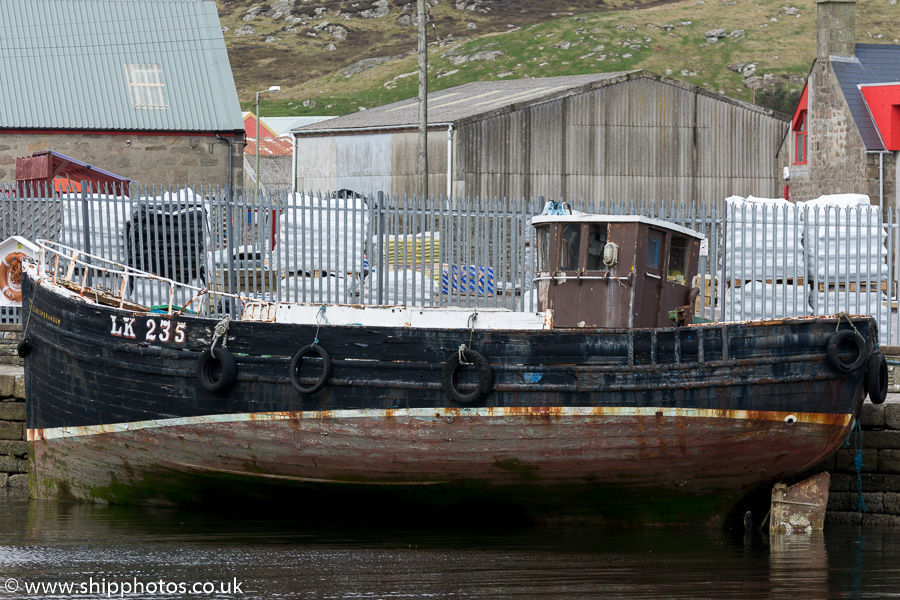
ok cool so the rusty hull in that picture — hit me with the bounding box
[30,408,853,526]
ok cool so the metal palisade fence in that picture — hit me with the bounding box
[1,183,898,344]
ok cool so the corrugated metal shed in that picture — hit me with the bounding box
[293,71,789,203]
[0,0,244,132]
[294,73,632,133]
[832,43,900,151]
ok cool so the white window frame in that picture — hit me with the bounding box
[125,64,170,110]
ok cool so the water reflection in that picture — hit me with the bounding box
[1,499,899,599]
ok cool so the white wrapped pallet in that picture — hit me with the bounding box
[277,193,369,276]
[723,281,812,321]
[722,196,804,283]
[801,194,887,282]
[811,290,890,344]
[358,269,438,305]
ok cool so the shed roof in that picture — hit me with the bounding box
[294,70,775,135]
[0,0,244,133]
[831,43,900,151]
[244,137,294,157]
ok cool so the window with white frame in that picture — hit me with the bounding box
[125,64,169,109]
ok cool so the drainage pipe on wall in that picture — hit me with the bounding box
[446,124,454,201]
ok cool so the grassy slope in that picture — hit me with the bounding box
[218,0,900,117]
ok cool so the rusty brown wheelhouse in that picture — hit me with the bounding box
[533,214,703,329]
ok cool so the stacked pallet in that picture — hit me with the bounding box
[722,196,811,320]
[802,194,889,341]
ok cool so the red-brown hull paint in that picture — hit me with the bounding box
[29,408,855,525]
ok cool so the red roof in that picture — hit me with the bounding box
[244,137,293,157]
[860,84,900,151]
[15,151,133,194]
[243,113,278,139]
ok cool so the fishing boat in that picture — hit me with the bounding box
[20,213,886,526]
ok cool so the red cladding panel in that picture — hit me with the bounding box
[861,84,900,151]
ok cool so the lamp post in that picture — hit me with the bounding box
[255,85,280,198]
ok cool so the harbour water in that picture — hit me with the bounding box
[2,498,900,599]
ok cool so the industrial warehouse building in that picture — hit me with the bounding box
[292,70,790,203]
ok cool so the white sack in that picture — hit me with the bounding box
[723,196,804,282]
[722,282,812,321]
[276,194,369,275]
[800,194,886,282]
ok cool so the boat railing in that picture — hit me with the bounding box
[32,239,247,317]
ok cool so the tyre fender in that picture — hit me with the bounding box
[197,346,237,393]
[826,330,869,373]
[866,352,888,405]
[443,348,492,404]
[290,344,333,395]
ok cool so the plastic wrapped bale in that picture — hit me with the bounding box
[275,194,369,277]
[58,193,132,262]
[277,273,357,304]
[353,269,438,306]
[800,194,887,283]
[722,196,805,284]
[722,281,812,321]
[811,289,891,345]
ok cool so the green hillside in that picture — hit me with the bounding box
[218,0,900,117]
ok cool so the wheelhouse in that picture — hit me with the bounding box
[532,215,704,328]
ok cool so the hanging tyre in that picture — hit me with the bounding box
[290,344,333,395]
[866,352,888,405]
[197,346,237,393]
[16,337,31,358]
[443,348,492,404]
[826,330,869,373]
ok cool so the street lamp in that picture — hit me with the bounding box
[255,85,280,198]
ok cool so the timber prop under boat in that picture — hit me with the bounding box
[20,214,888,526]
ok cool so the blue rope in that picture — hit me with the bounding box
[852,419,868,514]
[312,305,329,346]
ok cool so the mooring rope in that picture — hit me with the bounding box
[849,418,868,514]
[835,311,862,336]
[210,315,231,351]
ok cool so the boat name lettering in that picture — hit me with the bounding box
[109,315,186,343]
[32,307,61,326]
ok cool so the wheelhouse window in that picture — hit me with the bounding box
[667,235,688,285]
[536,226,551,272]
[646,235,660,270]
[794,110,807,165]
[560,224,582,271]
[585,224,608,271]
[125,64,170,110]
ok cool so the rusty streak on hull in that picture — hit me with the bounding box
[29,410,852,526]
[21,274,874,526]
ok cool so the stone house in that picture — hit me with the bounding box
[779,0,900,210]
[0,0,245,188]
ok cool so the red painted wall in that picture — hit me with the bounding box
[860,84,900,151]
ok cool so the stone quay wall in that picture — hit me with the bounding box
[810,398,900,526]
[1,323,23,367]
[0,362,27,497]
